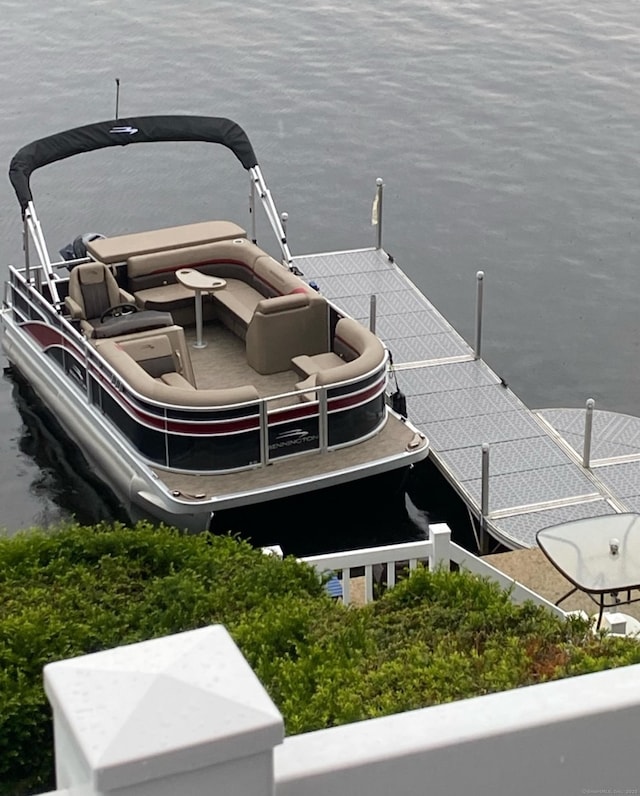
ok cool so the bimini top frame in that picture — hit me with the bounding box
[8,115,294,303]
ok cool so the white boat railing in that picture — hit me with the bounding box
[4,266,390,471]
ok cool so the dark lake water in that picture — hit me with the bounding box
[2,0,640,544]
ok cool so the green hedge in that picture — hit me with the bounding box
[1,522,640,795]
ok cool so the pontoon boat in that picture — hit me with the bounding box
[2,115,428,531]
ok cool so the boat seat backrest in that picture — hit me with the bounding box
[94,325,196,385]
[293,318,386,401]
[99,339,260,406]
[67,263,123,320]
[314,317,385,386]
[126,238,266,292]
[245,292,329,374]
[252,255,309,297]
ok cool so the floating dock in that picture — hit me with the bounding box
[293,246,640,550]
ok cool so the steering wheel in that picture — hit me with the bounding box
[100,303,138,322]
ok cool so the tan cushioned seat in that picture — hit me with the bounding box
[126,237,264,281]
[213,279,265,327]
[87,221,246,264]
[118,335,179,378]
[293,317,386,401]
[159,372,195,389]
[128,239,273,332]
[315,318,385,386]
[99,339,259,407]
[133,283,197,312]
[93,325,196,386]
[291,352,344,378]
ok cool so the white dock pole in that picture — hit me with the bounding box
[480,442,490,554]
[369,294,377,334]
[280,211,288,239]
[583,398,595,468]
[474,271,484,360]
[374,177,384,250]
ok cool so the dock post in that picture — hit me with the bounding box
[281,211,288,238]
[373,178,384,249]
[474,271,484,360]
[480,443,490,554]
[583,398,595,468]
[369,294,377,333]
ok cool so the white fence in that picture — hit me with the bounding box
[37,524,640,796]
[41,625,640,796]
[301,522,567,617]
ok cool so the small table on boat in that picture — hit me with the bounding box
[536,513,640,629]
[175,269,226,349]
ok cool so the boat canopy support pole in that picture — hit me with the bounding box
[24,202,60,305]
[250,166,294,267]
[22,217,31,285]
[249,175,257,244]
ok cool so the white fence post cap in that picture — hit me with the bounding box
[44,626,283,792]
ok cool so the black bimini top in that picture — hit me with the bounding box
[8,115,258,212]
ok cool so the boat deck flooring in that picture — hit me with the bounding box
[184,322,300,407]
[292,247,640,549]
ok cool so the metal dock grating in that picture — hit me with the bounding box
[293,247,640,549]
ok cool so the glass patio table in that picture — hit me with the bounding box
[536,513,640,629]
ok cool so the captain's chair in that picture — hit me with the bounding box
[65,262,172,339]
[65,263,135,336]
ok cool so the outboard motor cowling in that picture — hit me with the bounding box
[59,232,105,263]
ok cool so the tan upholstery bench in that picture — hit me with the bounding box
[98,336,259,407]
[94,325,196,385]
[87,220,246,264]
[291,352,345,378]
[126,237,318,339]
[294,317,386,401]
[128,238,262,291]
[116,335,195,389]
[213,279,267,337]
[127,238,261,326]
